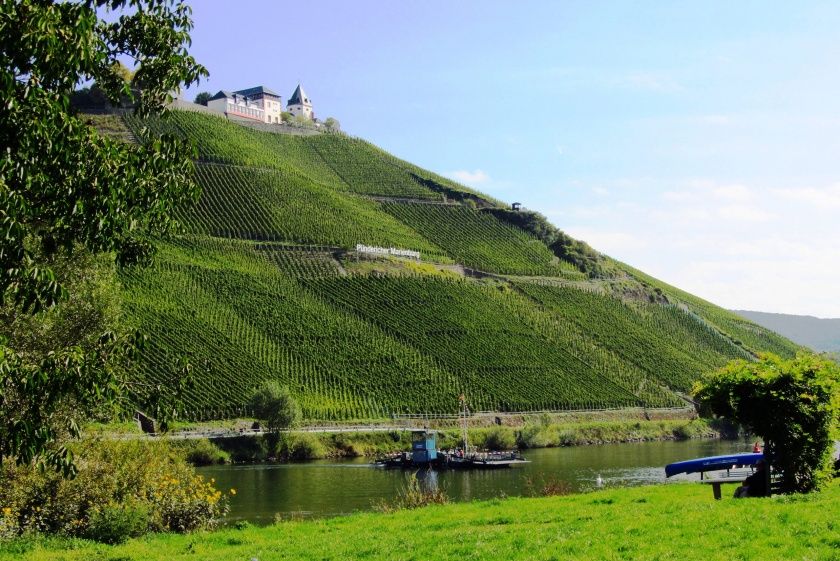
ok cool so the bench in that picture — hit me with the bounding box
[700,469,784,500]
[701,475,748,500]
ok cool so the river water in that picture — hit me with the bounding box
[199,439,748,524]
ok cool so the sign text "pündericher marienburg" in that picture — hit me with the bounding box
[355,244,421,259]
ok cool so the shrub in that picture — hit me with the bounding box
[174,439,230,466]
[373,473,448,512]
[525,474,573,497]
[517,423,549,449]
[694,353,840,493]
[480,426,516,451]
[85,502,149,544]
[282,433,326,461]
[0,439,230,540]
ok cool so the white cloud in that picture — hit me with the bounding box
[716,205,775,222]
[712,184,752,202]
[772,184,840,209]
[591,186,609,197]
[563,227,649,254]
[538,177,840,316]
[446,169,489,185]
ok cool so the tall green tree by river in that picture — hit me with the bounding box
[0,0,206,474]
[694,353,840,493]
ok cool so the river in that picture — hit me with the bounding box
[199,439,749,524]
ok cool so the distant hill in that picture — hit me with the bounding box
[732,310,840,353]
[95,110,799,421]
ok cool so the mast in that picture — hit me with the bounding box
[460,394,468,453]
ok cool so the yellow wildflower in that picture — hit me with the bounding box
[2,507,11,516]
[230,488,237,496]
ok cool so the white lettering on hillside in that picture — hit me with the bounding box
[355,244,421,260]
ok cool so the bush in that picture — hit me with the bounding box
[517,423,549,449]
[0,439,230,540]
[282,433,326,461]
[373,473,448,512]
[480,426,516,451]
[85,503,149,544]
[694,353,840,493]
[174,439,230,466]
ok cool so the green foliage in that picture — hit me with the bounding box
[184,163,446,257]
[172,439,229,466]
[249,381,302,435]
[483,208,608,277]
[323,117,340,131]
[381,203,582,276]
[694,353,840,493]
[193,92,212,106]
[373,473,448,513]
[0,0,205,473]
[85,502,150,544]
[515,281,751,392]
[476,426,516,451]
[4,484,840,561]
[112,109,800,422]
[0,439,228,540]
[125,111,441,199]
[279,433,327,461]
[614,260,800,358]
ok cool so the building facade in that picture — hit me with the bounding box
[207,86,283,124]
[287,84,314,120]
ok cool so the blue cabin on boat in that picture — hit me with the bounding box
[411,430,438,464]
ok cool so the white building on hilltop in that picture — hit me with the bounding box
[207,86,283,124]
[287,84,314,120]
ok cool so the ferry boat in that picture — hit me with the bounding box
[373,429,528,469]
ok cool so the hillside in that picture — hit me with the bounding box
[733,310,840,353]
[113,110,798,421]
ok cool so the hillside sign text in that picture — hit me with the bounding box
[356,244,421,259]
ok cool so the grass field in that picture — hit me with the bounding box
[5,482,838,561]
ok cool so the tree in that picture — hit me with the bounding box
[0,0,207,475]
[193,91,212,106]
[249,382,301,450]
[693,353,840,494]
[324,117,340,131]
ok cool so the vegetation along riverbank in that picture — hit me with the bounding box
[151,416,727,465]
[4,482,838,561]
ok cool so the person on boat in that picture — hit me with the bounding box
[734,459,769,498]
[752,441,762,453]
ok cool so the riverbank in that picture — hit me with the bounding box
[175,417,726,465]
[5,482,837,561]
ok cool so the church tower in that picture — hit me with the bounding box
[287,84,314,120]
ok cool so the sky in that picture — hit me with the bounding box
[180,1,840,317]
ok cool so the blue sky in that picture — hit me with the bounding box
[182,1,840,317]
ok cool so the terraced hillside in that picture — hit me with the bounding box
[117,110,799,420]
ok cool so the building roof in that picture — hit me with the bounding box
[208,90,234,101]
[234,85,280,98]
[287,84,311,106]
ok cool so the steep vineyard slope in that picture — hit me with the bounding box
[118,110,799,420]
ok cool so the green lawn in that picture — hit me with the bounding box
[5,482,838,561]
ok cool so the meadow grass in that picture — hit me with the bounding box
[4,482,837,561]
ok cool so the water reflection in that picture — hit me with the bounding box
[198,439,749,524]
